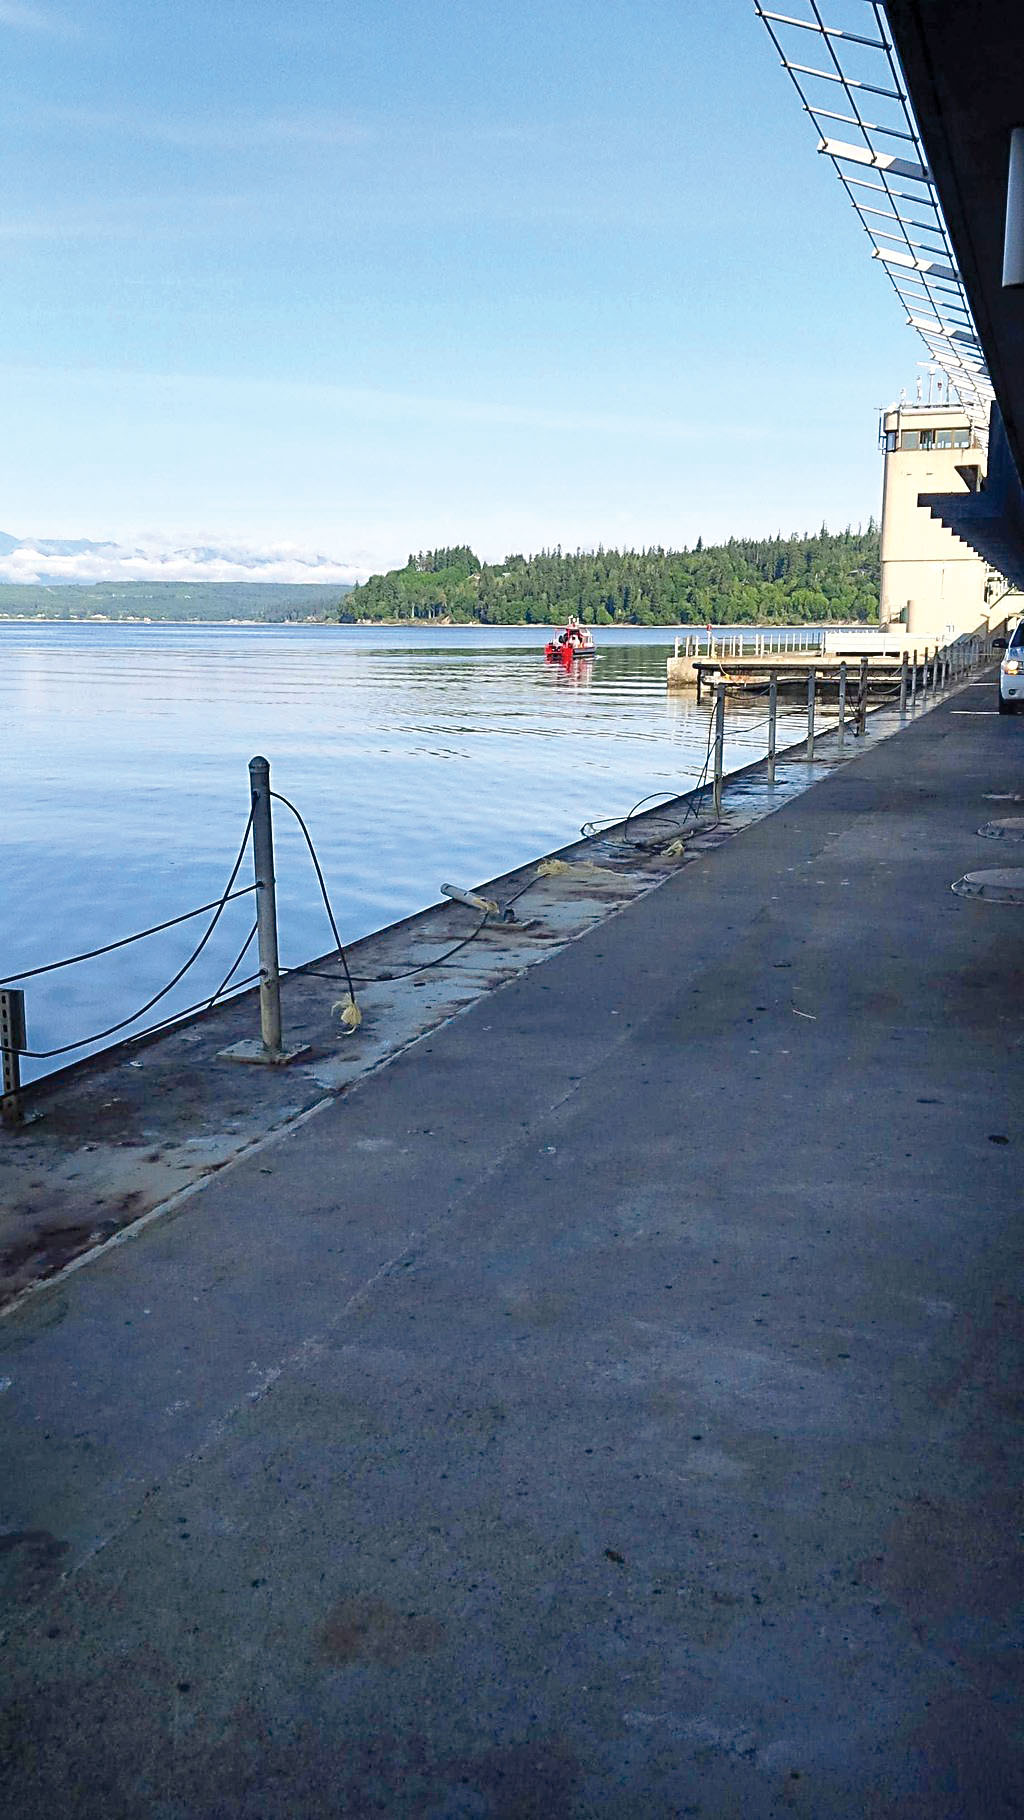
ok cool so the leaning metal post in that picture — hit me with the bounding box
[806,669,816,761]
[250,756,283,1056]
[1,988,26,1128]
[838,660,847,740]
[220,757,309,1066]
[712,683,726,818]
[767,671,778,784]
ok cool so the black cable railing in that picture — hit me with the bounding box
[1,638,985,1094]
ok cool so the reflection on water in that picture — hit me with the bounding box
[5,623,811,1077]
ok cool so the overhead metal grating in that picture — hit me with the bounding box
[752,1,994,420]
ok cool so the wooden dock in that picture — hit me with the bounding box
[688,655,904,701]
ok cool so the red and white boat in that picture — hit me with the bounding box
[544,618,596,662]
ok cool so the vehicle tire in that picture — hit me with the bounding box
[998,691,1013,713]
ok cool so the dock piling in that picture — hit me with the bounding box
[806,670,816,761]
[838,661,847,741]
[767,672,778,783]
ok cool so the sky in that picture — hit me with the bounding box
[0,0,921,582]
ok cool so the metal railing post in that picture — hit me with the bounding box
[1,987,26,1128]
[712,683,726,818]
[899,654,908,716]
[249,755,283,1057]
[838,660,847,740]
[767,670,778,782]
[856,656,868,734]
[911,648,918,703]
[806,669,816,761]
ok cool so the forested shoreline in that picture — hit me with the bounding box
[339,527,880,626]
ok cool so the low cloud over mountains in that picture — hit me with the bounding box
[0,531,364,586]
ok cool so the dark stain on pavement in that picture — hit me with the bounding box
[2,1206,140,1293]
[316,1594,444,1665]
[0,1529,69,1603]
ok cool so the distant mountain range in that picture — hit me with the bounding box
[0,531,363,588]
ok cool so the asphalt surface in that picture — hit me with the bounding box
[1,685,1022,1819]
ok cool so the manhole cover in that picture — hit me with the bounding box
[952,868,1024,903]
[977,819,1024,840]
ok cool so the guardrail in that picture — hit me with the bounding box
[703,632,986,819]
[0,757,357,1125]
[1,632,989,1124]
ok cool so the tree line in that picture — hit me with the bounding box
[338,526,880,626]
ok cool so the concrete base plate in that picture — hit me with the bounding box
[978,818,1024,840]
[218,1039,312,1065]
[952,867,1024,903]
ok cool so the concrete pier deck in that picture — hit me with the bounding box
[2,683,1022,1817]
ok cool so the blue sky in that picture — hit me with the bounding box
[1,0,918,579]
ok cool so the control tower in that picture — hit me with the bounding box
[878,400,992,643]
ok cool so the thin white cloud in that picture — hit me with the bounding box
[0,191,263,242]
[0,1,77,36]
[29,104,373,149]
[0,536,364,586]
[0,361,750,445]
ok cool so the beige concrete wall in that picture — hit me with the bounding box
[879,405,990,643]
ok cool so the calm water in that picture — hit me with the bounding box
[5,623,812,1079]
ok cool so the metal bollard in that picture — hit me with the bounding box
[712,683,726,818]
[250,756,284,1057]
[767,671,778,784]
[899,654,908,716]
[806,669,816,761]
[911,648,918,703]
[838,660,847,740]
[1,987,26,1128]
[220,756,309,1065]
[857,655,869,735]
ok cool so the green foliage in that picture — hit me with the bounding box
[0,582,352,623]
[342,527,880,627]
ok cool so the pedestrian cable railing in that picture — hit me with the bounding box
[0,634,988,1123]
